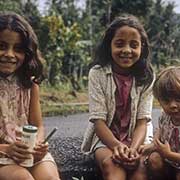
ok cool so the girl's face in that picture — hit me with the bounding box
[159,98,180,122]
[0,29,25,76]
[111,25,141,69]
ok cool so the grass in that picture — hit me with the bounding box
[41,103,88,117]
[40,84,88,117]
[40,83,160,117]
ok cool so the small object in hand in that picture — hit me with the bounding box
[20,125,38,167]
[43,127,58,144]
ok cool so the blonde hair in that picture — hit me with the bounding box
[153,66,180,101]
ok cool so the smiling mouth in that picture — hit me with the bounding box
[119,57,132,63]
[119,57,132,60]
[0,61,16,64]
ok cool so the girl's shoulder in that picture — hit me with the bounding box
[137,70,156,91]
[90,64,102,71]
[30,82,39,94]
[89,64,112,74]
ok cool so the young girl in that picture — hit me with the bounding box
[81,14,155,180]
[139,66,180,180]
[0,12,60,180]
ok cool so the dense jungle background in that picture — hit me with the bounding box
[1,0,180,115]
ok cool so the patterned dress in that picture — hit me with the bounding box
[159,112,180,169]
[0,75,54,166]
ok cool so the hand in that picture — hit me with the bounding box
[154,138,171,158]
[6,141,30,163]
[128,148,140,161]
[112,145,140,170]
[112,142,130,163]
[122,148,140,170]
[33,142,48,162]
[138,143,155,155]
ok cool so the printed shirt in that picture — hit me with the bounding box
[0,75,55,166]
[110,64,133,146]
[81,64,155,154]
[159,112,180,169]
[0,75,30,164]
[0,75,30,144]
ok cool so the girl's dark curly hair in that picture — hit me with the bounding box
[93,14,154,86]
[0,11,44,88]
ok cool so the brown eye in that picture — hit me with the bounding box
[115,40,124,47]
[130,41,140,49]
[14,45,24,53]
[161,99,169,103]
[175,97,180,102]
[0,42,6,50]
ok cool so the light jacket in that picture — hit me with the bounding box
[81,64,155,154]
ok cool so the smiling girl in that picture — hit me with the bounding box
[0,12,60,180]
[82,14,155,180]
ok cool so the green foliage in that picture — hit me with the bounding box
[48,0,81,26]
[0,0,22,13]
[111,0,153,18]
[42,13,90,88]
[1,0,180,90]
[147,0,178,68]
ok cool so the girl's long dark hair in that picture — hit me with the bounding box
[0,11,44,88]
[92,14,154,86]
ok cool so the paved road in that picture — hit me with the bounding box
[43,108,161,179]
[43,108,161,138]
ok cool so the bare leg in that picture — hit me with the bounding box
[176,169,180,180]
[146,151,166,180]
[129,155,148,180]
[0,164,34,180]
[95,147,126,180]
[30,161,60,180]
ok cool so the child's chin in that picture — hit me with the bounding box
[171,115,180,124]
[173,115,180,120]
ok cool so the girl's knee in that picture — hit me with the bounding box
[42,176,60,180]
[101,158,126,179]
[176,172,180,180]
[13,171,34,180]
[101,157,120,175]
[101,157,115,174]
[130,173,147,180]
[148,152,164,171]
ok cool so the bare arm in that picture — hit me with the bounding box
[28,83,49,161]
[154,138,180,163]
[94,119,120,150]
[28,83,44,142]
[130,119,147,150]
[138,128,160,154]
[166,151,180,163]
